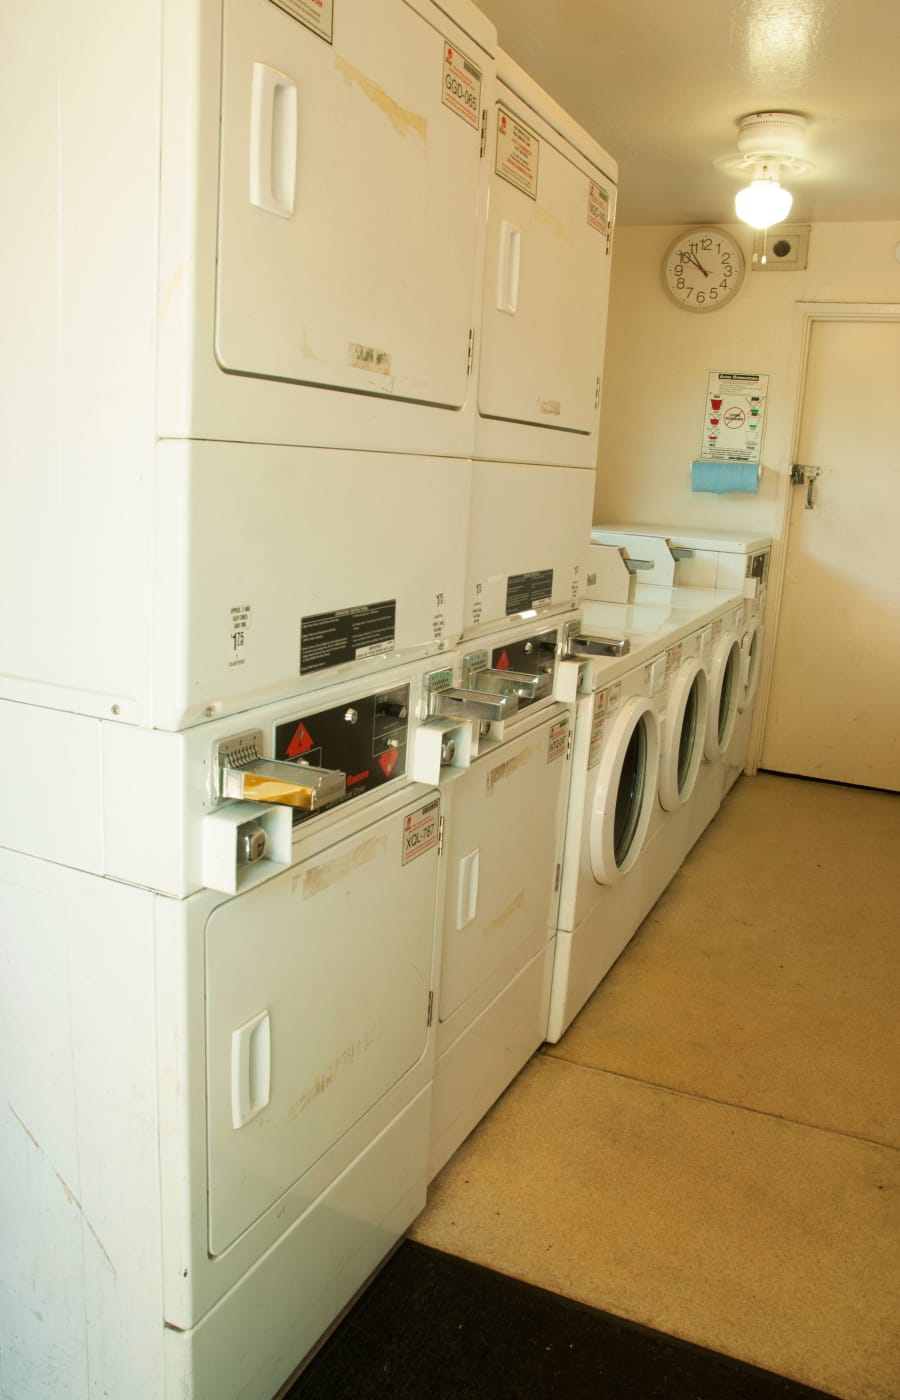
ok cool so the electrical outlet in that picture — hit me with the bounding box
[751,224,810,271]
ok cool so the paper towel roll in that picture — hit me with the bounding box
[691,460,760,494]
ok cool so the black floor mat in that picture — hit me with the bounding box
[284,1240,838,1399]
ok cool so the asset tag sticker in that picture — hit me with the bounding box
[402,798,440,866]
[547,718,569,764]
[496,109,539,198]
[442,41,481,130]
[349,342,391,376]
[587,181,609,234]
[228,603,251,669]
[711,617,724,642]
[269,0,333,44]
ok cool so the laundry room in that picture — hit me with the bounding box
[1,4,898,1400]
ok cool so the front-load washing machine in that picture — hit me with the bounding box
[547,628,670,1042]
[0,658,455,1400]
[421,614,578,1176]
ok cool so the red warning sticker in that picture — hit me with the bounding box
[379,749,400,779]
[286,722,315,758]
[496,649,510,670]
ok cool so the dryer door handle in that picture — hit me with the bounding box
[457,849,480,930]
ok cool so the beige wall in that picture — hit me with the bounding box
[594,222,900,534]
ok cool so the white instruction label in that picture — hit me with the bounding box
[587,181,609,234]
[547,718,569,764]
[228,603,251,670]
[402,798,440,866]
[665,642,683,679]
[442,41,481,130]
[270,0,333,43]
[496,109,539,198]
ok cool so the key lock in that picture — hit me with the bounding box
[211,729,347,862]
[791,462,822,509]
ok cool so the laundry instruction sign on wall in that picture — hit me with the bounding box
[699,371,769,463]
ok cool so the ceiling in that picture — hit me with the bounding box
[475,0,900,225]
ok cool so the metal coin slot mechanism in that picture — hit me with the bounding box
[213,730,346,811]
[566,633,631,659]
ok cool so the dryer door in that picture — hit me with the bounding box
[216,0,485,409]
[658,658,708,811]
[478,98,614,438]
[204,788,440,1256]
[590,695,660,885]
[704,633,742,760]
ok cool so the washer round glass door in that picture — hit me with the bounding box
[739,617,763,712]
[704,634,742,760]
[590,695,660,885]
[658,657,708,810]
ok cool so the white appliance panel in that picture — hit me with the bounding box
[205,790,439,1254]
[438,712,569,1023]
[216,0,485,413]
[464,461,593,636]
[154,441,470,730]
[475,57,617,467]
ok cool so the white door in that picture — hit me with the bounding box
[762,317,900,790]
[216,0,486,409]
[205,789,440,1255]
[439,712,570,1021]
[477,95,614,437]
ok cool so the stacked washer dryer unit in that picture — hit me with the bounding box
[427,51,618,1174]
[1,5,499,1399]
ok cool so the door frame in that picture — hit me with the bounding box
[750,300,900,773]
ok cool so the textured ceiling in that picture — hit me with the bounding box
[476,0,900,225]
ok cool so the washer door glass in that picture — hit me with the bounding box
[704,635,741,760]
[590,696,660,886]
[659,658,708,811]
[614,718,647,866]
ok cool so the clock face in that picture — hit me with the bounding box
[662,227,746,312]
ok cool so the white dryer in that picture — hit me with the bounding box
[423,614,578,1177]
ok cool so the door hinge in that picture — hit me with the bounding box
[554,862,561,892]
[480,108,487,158]
[427,989,434,1027]
[566,731,574,762]
[594,375,601,410]
[466,328,475,376]
[437,814,445,856]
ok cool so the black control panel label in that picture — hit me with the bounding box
[274,683,410,825]
[506,570,553,615]
[300,600,396,676]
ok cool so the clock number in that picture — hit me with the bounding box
[696,291,705,304]
[709,288,718,300]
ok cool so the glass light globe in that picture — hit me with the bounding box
[735,178,793,229]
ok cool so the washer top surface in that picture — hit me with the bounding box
[592,523,772,554]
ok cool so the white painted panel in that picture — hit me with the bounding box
[216,0,484,410]
[763,319,900,789]
[0,702,104,873]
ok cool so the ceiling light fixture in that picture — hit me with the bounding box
[717,112,813,240]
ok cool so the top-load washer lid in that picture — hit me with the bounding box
[658,656,708,811]
[590,694,660,885]
[704,632,742,760]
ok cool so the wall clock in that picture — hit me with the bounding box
[662,227,746,312]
